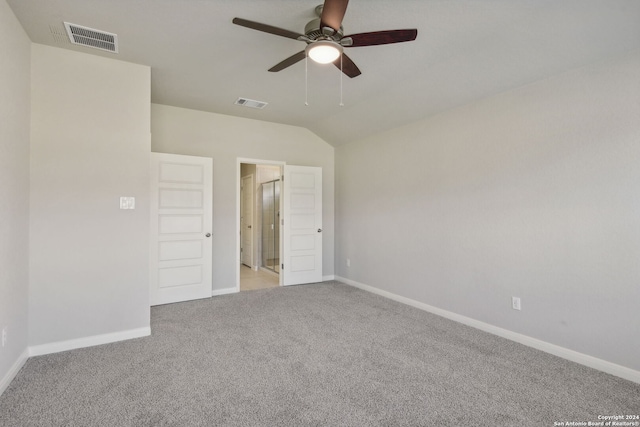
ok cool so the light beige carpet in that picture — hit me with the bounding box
[1,282,638,426]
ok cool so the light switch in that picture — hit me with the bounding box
[119,197,135,210]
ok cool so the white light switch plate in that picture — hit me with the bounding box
[120,197,135,210]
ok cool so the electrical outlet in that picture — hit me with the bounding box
[1,327,7,347]
[512,297,521,311]
[347,258,351,267]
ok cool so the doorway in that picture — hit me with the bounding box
[239,161,282,291]
[236,159,324,292]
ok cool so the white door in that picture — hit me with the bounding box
[283,166,322,286]
[241,174,254,268]
[150,153,213,306]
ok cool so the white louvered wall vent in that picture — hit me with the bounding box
[64,22,118,53]
[235,98,268,109]
[49,24,71,45]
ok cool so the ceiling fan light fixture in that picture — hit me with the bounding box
[306,40,343,64]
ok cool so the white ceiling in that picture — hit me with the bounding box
[7,0,640,146]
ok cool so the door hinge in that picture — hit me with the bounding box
[281,264,284,270]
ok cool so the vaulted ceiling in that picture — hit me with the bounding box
[8,0,640,146]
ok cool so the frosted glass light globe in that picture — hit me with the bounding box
[306,41,343,64]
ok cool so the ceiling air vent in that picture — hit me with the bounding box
[235,98,268,109]
[49,24,71,45]
[64,22,118,53]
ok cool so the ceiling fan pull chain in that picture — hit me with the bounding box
[305,54,309,106]
[339,54,344,107]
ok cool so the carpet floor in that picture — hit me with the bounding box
[1,281,638,426]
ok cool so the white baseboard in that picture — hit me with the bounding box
[211,287,237,297]
[29,327,151,357]
[0,348,29,397]
[323,275,335,281]
[336,276,640,385]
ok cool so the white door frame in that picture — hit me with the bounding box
[236,158,285,292]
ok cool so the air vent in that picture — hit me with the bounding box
[235,98,268,109]
[49,24,71,45]
[64,22,118,53]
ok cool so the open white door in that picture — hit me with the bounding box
[283,165,322,286]
[150,153,213,306]
[240,174,254,268]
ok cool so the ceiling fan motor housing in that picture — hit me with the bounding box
[304,18,344,41]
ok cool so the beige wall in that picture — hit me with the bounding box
[29,44,151,346]
[151,104,335,291]
[0,0,31,390]
[336,50,640,372]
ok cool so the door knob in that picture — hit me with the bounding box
[317,228,322,233]
[206,233,211,237]
[248,225,252,229]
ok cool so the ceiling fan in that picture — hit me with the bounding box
[232,0,418,78]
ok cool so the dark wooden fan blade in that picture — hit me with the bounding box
[320,0,349,33]
[345,29,418,47]
[269,51,307,72]
[333,53,361,78]
[232,17,304,41]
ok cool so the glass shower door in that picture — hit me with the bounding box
[261,180,280,273]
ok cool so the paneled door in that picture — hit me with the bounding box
[150,153,213,306]
[241,174,254,268]
[283,166,322,286]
